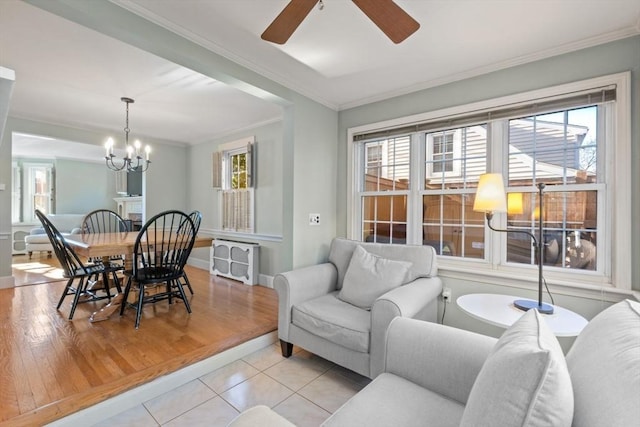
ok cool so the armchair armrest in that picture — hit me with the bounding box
[274,263,338,341]
[369,277,442,377]
[30,227,45,235]
[384,317,497,405]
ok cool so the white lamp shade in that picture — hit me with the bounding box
[474,173,507,213]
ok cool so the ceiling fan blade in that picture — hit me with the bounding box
[261,0,318,44]
[352,0,420,44]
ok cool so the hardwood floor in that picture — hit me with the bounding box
[1,255,278,427]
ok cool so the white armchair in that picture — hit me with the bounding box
[275,238,442,379]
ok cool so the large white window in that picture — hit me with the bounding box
[349,73,631,290]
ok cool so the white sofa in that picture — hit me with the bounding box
[25,213,85,258]
[275,238,442,379]
[229,299,640,427]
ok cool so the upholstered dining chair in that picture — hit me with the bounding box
[119,210,196,328]
[82,209,129,294]
[35,209,109,320]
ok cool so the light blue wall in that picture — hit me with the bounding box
[187,120,286,276]
[54,158,116,214]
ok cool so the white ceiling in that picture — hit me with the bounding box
[2,0,639,160]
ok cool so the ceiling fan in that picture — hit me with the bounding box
[261,0,420,45]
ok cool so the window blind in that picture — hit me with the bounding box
[353,86,616,142]
[222,188,253,232]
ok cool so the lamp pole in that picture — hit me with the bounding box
[485,182,553,314]
[536,182,545,312]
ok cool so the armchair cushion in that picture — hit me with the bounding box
[338,245,411,310]
[328,238,437,290]
[292,292,370,353]
[460,309,573,427]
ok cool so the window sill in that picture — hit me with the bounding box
[439,263,633,303]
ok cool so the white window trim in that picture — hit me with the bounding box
[347,72,631,293]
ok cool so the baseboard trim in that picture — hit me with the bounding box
[187,258,274,288]
[0,275,15,289]
[45,332,278,427]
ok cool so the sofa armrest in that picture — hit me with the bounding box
[384,317,496,405]
[274,263,338,341]
[369,277,442,377]
[30,227,45,235]
[70,227,82,234]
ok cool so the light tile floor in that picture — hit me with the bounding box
[92,344,371,427]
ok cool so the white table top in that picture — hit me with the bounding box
[457,293,588,337]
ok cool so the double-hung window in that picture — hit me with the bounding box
[213,136,254,233]
[349,73,631,290]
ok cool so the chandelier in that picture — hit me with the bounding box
[104,97,151,172]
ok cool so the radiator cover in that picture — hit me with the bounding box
[210,239,259,285]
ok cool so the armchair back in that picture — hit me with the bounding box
[328,238,438,290]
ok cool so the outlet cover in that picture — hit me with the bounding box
[309,213,320,225]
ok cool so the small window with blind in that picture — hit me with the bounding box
[212,136,254,233]
[349,72,631,290]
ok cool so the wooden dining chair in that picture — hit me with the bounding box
[120,210,196,328]
[35,209,109,320]
[82,209,129,294]
[175,210,202,295]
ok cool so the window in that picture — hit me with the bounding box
[426,129,462,178]
[423,125,487,257]
[361,136,410,244]
[505,107,599,271]
[212,136,254,233]
[12,161,54,223]
[349,73,631,289]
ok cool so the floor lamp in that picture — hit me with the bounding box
[473,173,554,314]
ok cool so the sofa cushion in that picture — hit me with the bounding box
[292,292,370,353]
[323,372,464,427]
[566,299,640,427]
[460,309,573,427]
[337,245,411,310]
[328,238,437,290]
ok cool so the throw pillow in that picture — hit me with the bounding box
[460,309,573,427]
[338,245,411,310]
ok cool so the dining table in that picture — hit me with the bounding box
[65,231,213,321]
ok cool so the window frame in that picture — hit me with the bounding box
[347,72,631,292]
[13,161,54,224]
